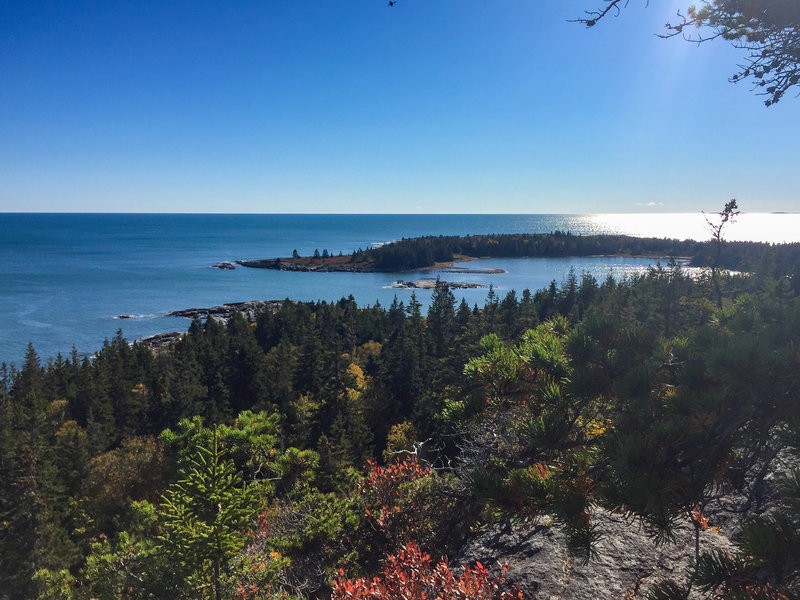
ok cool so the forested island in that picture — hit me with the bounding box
[2,240,800,600]
[231,232,800,274]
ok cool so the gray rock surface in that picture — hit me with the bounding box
[458,510,736,599]
[168,300,283,321]
[139,331,184,350]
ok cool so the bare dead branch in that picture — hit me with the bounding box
[577,1,800,104]
[570,0,640,28]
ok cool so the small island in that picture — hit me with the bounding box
[211,261,237,270]
[389,280,486,289]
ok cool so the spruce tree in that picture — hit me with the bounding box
[159,429,256,600]
[426,280,456,359]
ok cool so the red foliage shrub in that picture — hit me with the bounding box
[332,541,526,600]
[360,457,431,531]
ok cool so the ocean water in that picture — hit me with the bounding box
[1,212,798,367]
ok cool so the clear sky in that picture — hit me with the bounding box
[1,0,798,214]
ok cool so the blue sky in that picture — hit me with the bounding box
[1,0,798,213]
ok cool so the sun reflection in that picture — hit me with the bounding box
[580,213,800,243]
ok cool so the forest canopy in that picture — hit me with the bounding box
[3,240,800,599]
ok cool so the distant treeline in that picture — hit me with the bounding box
[351,232,800,273]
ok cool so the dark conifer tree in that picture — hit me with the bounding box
[456,297,472,326]
[427,280,457,359]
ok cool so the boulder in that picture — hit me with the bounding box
[458,510,736,599]
[211,262,236,270]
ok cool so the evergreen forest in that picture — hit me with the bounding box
[353,232,800,272]
[2,242,800,600]
[240,232,800,273]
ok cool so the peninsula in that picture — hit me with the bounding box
[229,232,790,273]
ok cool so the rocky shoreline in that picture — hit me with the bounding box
[138,300,284,351]
[166,300,283,321]
[140,331,185,350]
[230,257,506,274]
[234,258,375,272]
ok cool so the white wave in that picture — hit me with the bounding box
[111,313,162,320]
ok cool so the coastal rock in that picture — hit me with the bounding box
[139,331,184,350]
[138,300,285,351]
[390,280,486,289]
[211,261,236,270]
[457,509,736,599]
[168,300,283,321]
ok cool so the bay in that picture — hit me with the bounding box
[1,212,798,367]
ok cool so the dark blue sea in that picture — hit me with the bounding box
[2,212,798,366]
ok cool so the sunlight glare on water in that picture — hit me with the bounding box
[580,213,800,243]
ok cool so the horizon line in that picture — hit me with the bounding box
[1,211,795,216]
